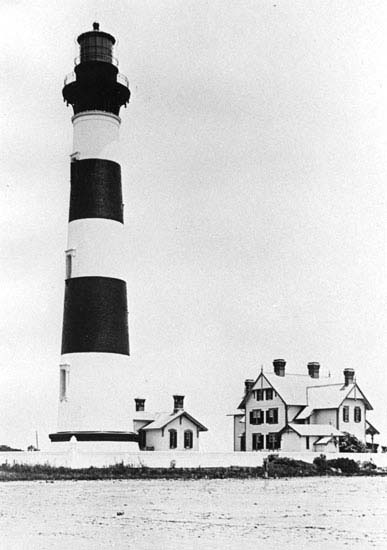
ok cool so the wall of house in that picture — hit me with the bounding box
[338,398,366,442]
[314,440,338,453]
[246,377,285,451]
[310,409,337,427]
[281,431,338,453]
[233,415,245,451]
[281,430,305,452]
[144,416,200,451]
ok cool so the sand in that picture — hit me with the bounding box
[1,477,387,549]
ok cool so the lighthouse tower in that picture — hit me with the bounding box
[49,24,138,449]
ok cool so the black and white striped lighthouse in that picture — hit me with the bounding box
[49,24,138,449]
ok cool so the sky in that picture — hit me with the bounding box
[0,0,386,451]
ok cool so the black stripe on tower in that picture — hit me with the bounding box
[70,159,123,223]
[61,276,129,355]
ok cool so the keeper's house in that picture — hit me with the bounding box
[133,395,208,451]
[230,360,377,453]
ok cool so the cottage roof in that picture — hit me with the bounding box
[133,411,156,422]
[287,423,343,437]
[142,411,208,432]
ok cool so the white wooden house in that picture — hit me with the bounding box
[133,395,207,451]
[230,359,375,453]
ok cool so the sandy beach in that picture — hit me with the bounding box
[1,476,387,549]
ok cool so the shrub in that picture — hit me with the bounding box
[326,457,359,474]
[313,454,327,472]
[339,432,367,453]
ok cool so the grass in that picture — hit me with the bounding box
[0,456,385,481]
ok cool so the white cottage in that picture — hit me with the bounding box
[133,395,208,451]
[230,360,375,453]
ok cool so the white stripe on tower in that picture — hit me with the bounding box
[50,23,137,446]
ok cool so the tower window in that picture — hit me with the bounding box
[169,429,177,449]
[65,249,75,279]
[59,364,70,401]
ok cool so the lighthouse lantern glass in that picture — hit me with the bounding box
[80,34,114,64]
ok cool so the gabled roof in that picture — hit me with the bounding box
[142,411,208,432]
[238,370,373,412]
[286,423,343,437]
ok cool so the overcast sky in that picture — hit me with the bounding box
[1,0,386,451]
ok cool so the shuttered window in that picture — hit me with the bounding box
[266,433,280,450]
[250,409,264,425]
[256,389,264,401]
[265,388,273,400]
[252,433,264,450]
[266,408,278,424]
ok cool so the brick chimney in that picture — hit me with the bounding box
[307,362,320,379]
[244,379,254,395]
[135,398,145,412]
[173,395,185,413]
[343,368,355,386]
[273,359,286,377]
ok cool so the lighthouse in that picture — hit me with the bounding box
[49,24,138,449]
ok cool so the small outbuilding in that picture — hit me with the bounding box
[133,395,208,451]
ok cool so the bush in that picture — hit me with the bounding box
[326,457,359,474]
[313,454,327,472]
[267,456,316,477]
[339,432,367,453]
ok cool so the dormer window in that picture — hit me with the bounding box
[265,388,273,400]
[256,389,264,401]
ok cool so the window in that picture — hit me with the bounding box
[266,408,278,424]
[354,406,361,423]
[184,430,193,449]
[169,429,177,449]
[266,433,281,450]
[265,388,273,400]
[250,409,264,425]
[342,406,349,423]
[59,365,69,401]
[138,430,146,450]
[65,249,75,279]
[252,433,264,450]
[306,436,310,450]
[256,389,264,401]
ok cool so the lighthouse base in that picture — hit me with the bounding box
[49,431,140,453]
